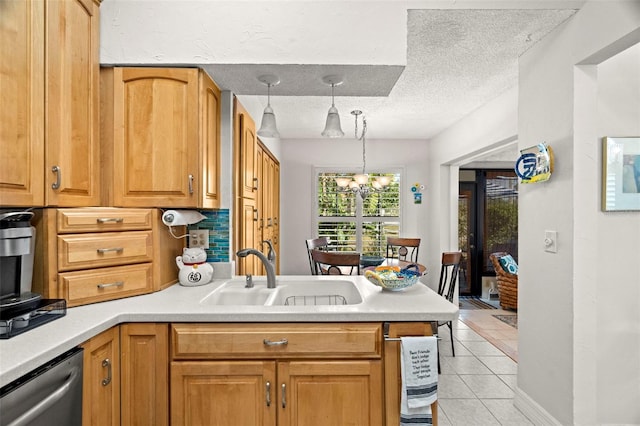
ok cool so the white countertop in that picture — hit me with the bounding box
[0,275,457,387]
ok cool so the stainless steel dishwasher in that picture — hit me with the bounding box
[0,347,83,426]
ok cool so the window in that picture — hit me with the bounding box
[315,171,401,256]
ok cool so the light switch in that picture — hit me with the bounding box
[544,230,557,253]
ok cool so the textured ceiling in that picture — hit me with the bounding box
[99,1,579,140]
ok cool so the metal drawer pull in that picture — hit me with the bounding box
[97,281,124,289]
[101,358,112,386]
[263,338,288,347]
[281,383,286,408]
[51,165,61,190]
[266,381,271,407]
[253,208,259,222]
[97,217,124,224]
[96,247,124,254]
[253,177,259,191]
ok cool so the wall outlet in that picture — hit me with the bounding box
[189,229,210,249]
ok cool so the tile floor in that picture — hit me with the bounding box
[434,307,531,425]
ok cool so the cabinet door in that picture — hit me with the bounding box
[199,70,221,209]
[0,0,45,206]
[278,360,383,426]
[46,0,101,206]
[238,197,259,275]
[236,100,258,200]
[111,67,199,207]
[121,323,169,426]
[171,361,276,426]
[82,327,120,426]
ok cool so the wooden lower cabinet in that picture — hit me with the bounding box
[278,360,382,426]
[81,323,168,426]
[120,323,169,426]
[170,322,383,426]
[171,361,276,426]
[82,327,120,426]
[170,360,382,426]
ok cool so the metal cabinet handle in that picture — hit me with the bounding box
[281,383,286,408]
[253,177,259,191]
[101,359,112,386]
[96,248,124,254]
[253,208,259,222]
[188,174,194,194]
[97,281,124,289]
[263,338,288,346]
[266,381,271,407]
[51,166,61,190]
[97,217,124,224]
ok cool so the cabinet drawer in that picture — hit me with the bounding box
[57,231,153,271]
[171,323,382,360]
[60,263,153,307]
[57,208,153,233]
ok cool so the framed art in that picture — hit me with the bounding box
[602,136,640,211]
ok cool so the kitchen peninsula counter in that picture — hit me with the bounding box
[0,275,457,387]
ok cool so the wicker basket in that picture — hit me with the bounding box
[489,252,518,310]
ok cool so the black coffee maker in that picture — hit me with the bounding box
[0,211,40,308]
[0,210,66,339]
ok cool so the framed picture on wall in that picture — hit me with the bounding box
[602,136,640,211]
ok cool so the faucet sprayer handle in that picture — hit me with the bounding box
[262,240,276,263]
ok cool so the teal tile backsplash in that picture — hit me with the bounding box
[188,209,230,262]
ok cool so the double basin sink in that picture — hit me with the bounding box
[200,279,363,307]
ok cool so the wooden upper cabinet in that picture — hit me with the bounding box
[0,0,44,207]
[235,100,258,200]
[101,67,220,208]
[0,0,101,207]
[46,0,101,206]
[199,71,221,209]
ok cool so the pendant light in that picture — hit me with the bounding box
[257,74,280,138]
[321,75,344,138]
[335,110,392,199]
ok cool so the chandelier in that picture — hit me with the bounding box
[335,110,391,199]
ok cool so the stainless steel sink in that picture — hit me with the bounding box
[200,279,363,306]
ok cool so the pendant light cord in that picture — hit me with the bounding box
[354,114,368,175]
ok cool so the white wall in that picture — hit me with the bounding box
[594,43,640,424]
[516,1,640,424]
[279,138,429,275]
[425,87,519,289]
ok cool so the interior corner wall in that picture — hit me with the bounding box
[425,87,518,291]
[594,42,640,424]
[516,1,640,424]
[279,138,428,275]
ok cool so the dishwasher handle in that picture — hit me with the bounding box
[7,367,81,426]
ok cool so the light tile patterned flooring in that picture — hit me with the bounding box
[435,307,531,425]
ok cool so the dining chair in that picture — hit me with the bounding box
[305,237,329,275]
[385,237,421,263]
[310,249,360,275]
[434,251,462,357]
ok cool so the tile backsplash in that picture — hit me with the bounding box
[188,209,230,262]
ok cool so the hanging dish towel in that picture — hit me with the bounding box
[400,336,438,425]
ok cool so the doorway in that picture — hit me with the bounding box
[458,169,518,297]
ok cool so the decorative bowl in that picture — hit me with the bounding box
[364,265,421,291]
[360,255,385,267]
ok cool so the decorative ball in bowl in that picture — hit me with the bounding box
[360,255,385,267]
[364,265,422,291]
